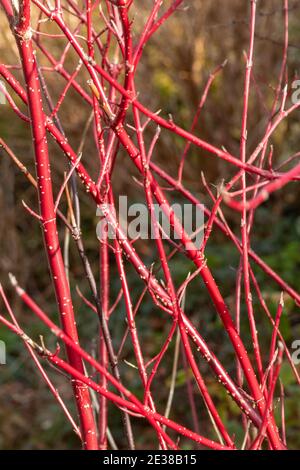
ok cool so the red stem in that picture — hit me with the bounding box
[8,1,98,449]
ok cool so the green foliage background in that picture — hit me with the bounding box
[0,0,300,449]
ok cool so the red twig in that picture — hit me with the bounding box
[0,0,298,450]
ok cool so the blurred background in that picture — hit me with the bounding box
[0,0,300,449]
